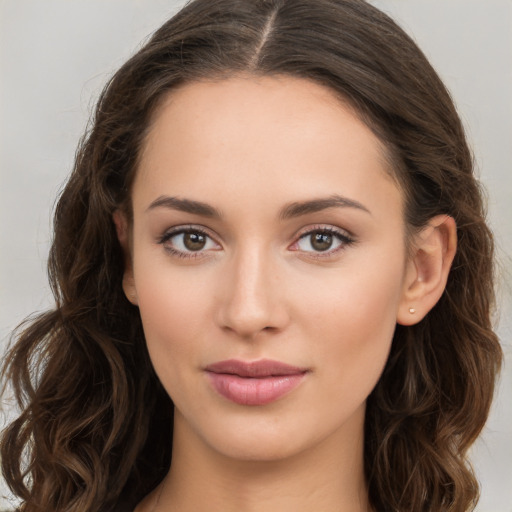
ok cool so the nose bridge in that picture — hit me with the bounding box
[218,241,286,337]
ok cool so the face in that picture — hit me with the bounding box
[124,75,411,462]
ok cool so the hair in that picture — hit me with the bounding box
[1,0,502,511]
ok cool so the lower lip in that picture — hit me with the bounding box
[206,372,306,406]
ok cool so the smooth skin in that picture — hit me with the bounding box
[115,75,457,512]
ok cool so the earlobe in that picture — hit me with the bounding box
[397,215,457,326]
[113,209,138,306]
[122,274,138,306]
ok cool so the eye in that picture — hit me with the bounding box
[158,227,221,257]
[291,227,354,255]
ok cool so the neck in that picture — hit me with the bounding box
[141,407,370,512]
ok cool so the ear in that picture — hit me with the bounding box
[397,215,457,326]
[113,209,138,306]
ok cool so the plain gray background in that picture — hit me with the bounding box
[1,1,511,510]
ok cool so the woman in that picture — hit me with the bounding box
[0,0,503,511]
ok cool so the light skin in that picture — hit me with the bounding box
[114,75,457,512]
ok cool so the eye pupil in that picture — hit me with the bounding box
[184,232,207,251]
[311,232,333,251]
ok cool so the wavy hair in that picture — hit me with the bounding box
[1,1,502,510]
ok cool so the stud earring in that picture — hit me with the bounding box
[409,307,416,314]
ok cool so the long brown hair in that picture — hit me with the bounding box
[1,1,502,510]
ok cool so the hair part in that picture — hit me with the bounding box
[1,1,502,511]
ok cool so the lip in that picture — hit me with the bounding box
[204,359,308,406]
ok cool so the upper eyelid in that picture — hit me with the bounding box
[157,224,355,248]
[289,226,356,259]
[157,225,222,253]
[294,224,354,239]
[159,224,218,240]
[158,226,222,258]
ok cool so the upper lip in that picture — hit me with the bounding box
[204,359,308,378]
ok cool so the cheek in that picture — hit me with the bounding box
[297,260,404,398]
[133,261,215,387]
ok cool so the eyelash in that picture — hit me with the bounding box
[291,225,355,259]
[157,225,355,260]
[158,225,219,260]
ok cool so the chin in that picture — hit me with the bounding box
[182,401,364,466]
[208,429,312,463]
[174,402,319,463]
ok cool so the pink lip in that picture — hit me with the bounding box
[204,359,308,406]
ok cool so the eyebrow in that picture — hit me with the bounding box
[279,194,371,219]
[146,196,222,218]
[146,193,370,219]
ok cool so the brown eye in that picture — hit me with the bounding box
[183,232,207,251]
[293,228,353,255]
[310,232,333,251]
[159,228,220,257]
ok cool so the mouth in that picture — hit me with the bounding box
[204,359,309,406]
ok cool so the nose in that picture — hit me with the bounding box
[216,245,289,339]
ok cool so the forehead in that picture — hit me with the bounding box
[143,75,388,160]
[134,75,402,217]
